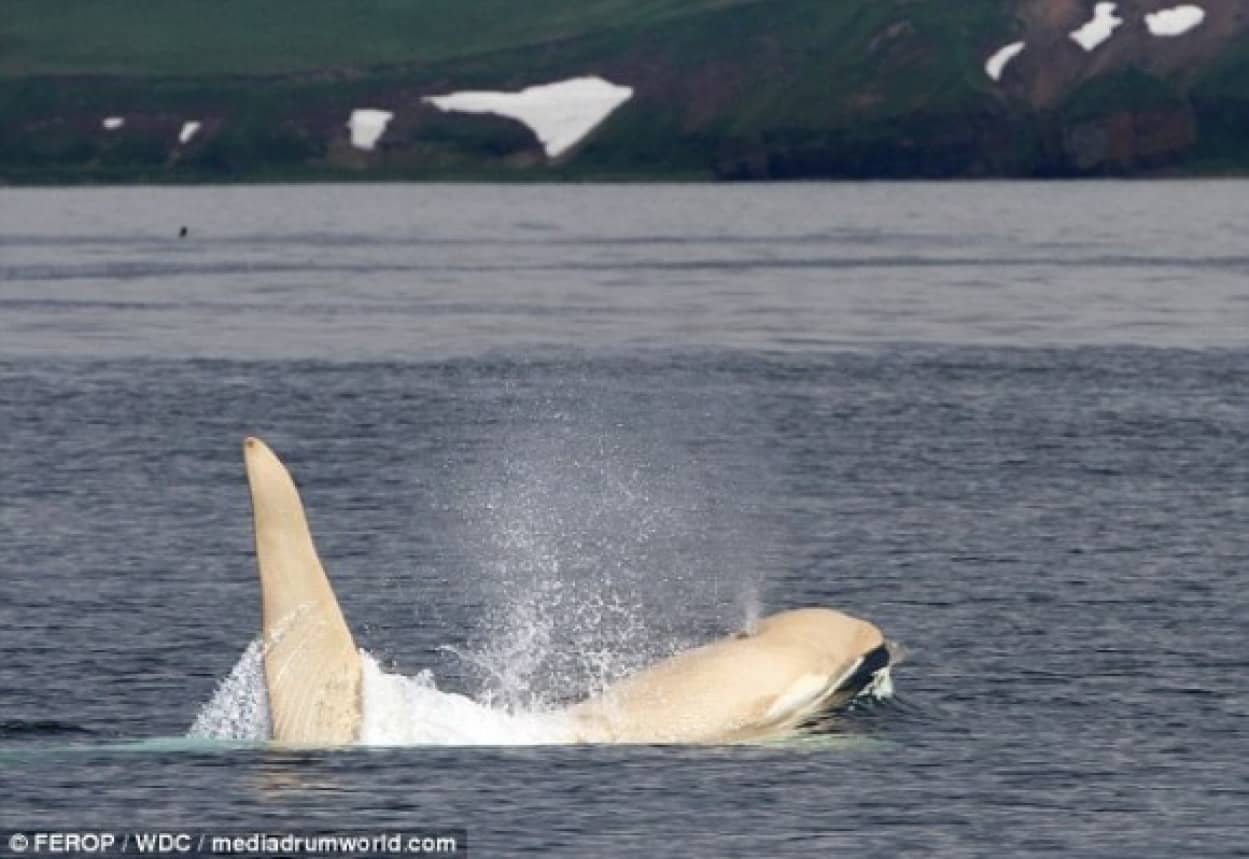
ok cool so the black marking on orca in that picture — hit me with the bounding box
[797,644,891,733]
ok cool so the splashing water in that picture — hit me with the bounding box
[452,411,769,713]
[188,642,572,745]
[356,656,571,745]
[188,638,271,741]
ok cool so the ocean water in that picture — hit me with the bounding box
[0,182,1247,856]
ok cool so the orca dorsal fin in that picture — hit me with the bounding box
[243,436,361,744]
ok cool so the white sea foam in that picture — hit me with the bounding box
[357,655,571,745]
[188,641,570,746]
[424,76,634,158]
[102,117,125,131]
[178,121,202,145]
[865,665,895,700]
[985,41,1026,82]
[1145,5,1206,36]
[347,109,394,151]
[1070,3,1123,51]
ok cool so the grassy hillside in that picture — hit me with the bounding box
[0,0,766,77]
[1,0,1245,181]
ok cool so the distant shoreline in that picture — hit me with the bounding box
[5,167,1249,187]
[6,0,1248,188]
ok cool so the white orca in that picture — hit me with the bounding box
[242,436,892,745]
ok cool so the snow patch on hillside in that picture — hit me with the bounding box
[424,76,634,158]
[1070,3,1123,51]
[348,109,394,151]
[1146,5,1205,36]
[985,41,1026,81]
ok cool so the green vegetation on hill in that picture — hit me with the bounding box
[1,0,1246,181]
[0,0,767,77]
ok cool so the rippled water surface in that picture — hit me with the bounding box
[1,183,1247,856]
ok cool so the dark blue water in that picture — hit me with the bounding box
[1,183,1247,856]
